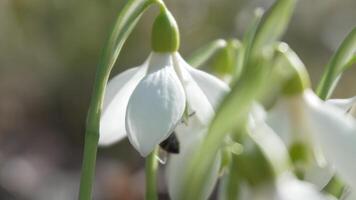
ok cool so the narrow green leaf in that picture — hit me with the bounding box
[251,0,296,55]
[316,28,356,100]
[182,55,272,200]
[181,1,298,198]
[343,55,356,71]
[187,39,227,68]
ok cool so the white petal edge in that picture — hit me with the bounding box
[126,53,186,157]
[184,60,230,110]
[166,130,221,200]
[172,53,215,125]
[244,174,333,200]
[266,99,294,146]
[99,62,148,146]
[249,117,291,174]
[303,91,356,190]
[326,96,356,113]
[276,173,334,200]
[304,164,334,191]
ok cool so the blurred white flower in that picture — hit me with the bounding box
[239,107,333,200]
[99,52,229,156]
[165,125,221,200]
[240,173,334,200]
[326,96,356,118]
[267,89,356,190]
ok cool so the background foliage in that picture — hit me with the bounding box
[0,0,355,199]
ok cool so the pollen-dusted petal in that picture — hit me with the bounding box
[183,60,230,110]
[126,53,185,157]
[99,63,148,146]
[303,91,356,190]
[326,96,356,113]
[166,130,220,200]
[172,53,215,125]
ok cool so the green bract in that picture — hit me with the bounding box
[151,8,180,52]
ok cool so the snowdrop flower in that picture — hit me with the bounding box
[98,9,229,156]
[237,106,332,200]
[166,123,221,200]
[266,51,356,190]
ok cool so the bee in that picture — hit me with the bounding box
[159,111,196,154]
[159,132,180,154]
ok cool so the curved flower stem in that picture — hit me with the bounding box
[145,148,159,200]
[78,0,159,199]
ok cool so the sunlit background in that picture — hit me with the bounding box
[0,0,355,199]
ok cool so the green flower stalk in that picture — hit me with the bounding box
[78,0,159,199]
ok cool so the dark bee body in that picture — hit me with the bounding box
[159,132,180,154]
[159,111,195,154]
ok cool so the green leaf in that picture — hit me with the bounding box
[316,28,356,100]
[180,1,298,198]
[251,0,296,55]
[182,55,272,200]
[187,39,227,68]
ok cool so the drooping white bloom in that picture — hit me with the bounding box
[165,124,221,200]
[99,52,229,156]
[267,89,356,190]
[237,106,333,200]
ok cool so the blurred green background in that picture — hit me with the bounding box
[0,0,355,199]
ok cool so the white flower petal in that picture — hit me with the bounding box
[267,94,318,153]
[184,63,230,110]
[99,63,147,146]
[326,96,356,113]
[342,189,356,200]
[126,53,186,157]
[172,53,215,125]
[166,129,221,200]
[304,164,334,191]
[303,91,356,190]
[244,174,332,200]
[276,174,333,200]
[266,99,293,146]
[249,118,291,174]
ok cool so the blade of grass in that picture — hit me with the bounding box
[316,28,356,100]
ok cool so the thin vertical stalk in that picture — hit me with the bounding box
[78,0,156,199]
[145,148,159,200]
